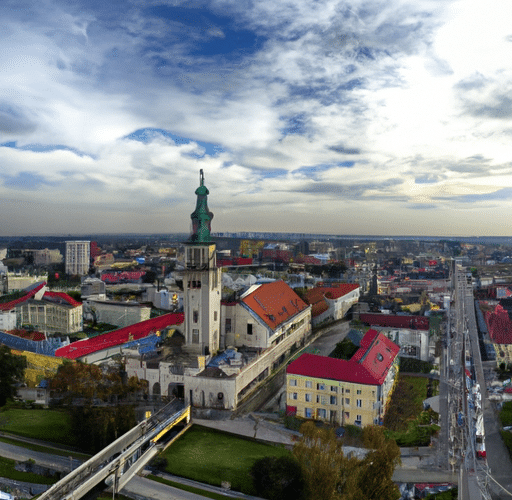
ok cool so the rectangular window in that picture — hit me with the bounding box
[305,393,312,402]
[305,408,312,418]
[356,415,362,424]
[357,399,362,407]
[192,329,199,344]
[317,383,325,391]
[330,386,337,393]
[316,395,320,403]
[247,323,253,335]
[345,388,350,394]
[344,411,350,420]
[345,398,350,405]
[330,395,337,405]
[291,393,298,400]
[225,318,232,333]
[214,311,218,321]
[318,408,327,419]
[193,310,199,323]
[357,389,362,395]
[289,379,297,386]
[305,381,312,388]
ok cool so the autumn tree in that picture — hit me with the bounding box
[250,455,306,500]
[0,346,27,407]
[50,360,145,402]
[293,422,401,500]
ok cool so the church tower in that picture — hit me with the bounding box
[183,170,221,356]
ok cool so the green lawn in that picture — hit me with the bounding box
[0,456,59,485]
[161,425,291,495]
[0,409,76,446]
[384,375,439,446]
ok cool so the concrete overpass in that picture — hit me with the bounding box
[38,399,191,500]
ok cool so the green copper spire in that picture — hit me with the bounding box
[188,169,214,243]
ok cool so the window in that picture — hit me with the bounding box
[193,310,199,323]
[247,323,253,335]
[192,329,199,344]
[225,318,232,333]
[305,381,312,388]
[345,398,350,405]
[318,409,326,419]
[316,395,320,403]
[289,379,297,386]
[345,388,350,394]
[214,311,218,321]
[344,411,350,420]
[356,415,362,424]
[330,386,337,393]
[291,393,298,400]
[330,395,337,405]
[305,393,312,402]
[305,408,312,418]
[317,383,325,391]
[357,399,362,407]
[357,389,362,395]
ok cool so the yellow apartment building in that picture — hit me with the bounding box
[286,329,399,427]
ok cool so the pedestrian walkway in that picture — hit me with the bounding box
[192,414,299,446]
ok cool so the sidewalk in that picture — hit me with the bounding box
[192,414,299,447]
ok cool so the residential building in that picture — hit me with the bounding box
[65,240,90,275]
[305,283,360,326]
[286,329,399,427]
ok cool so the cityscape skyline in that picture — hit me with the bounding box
[2,0,512,237]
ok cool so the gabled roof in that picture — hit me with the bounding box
[304,284,359,318]
[287,329,399,386]
[241,280,309,330]
[55,313,184,360]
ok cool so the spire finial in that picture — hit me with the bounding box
[200,169,204,187]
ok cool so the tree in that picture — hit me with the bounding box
[293,422,352,500]
[251,455,306,500]
[293,422,400,500]
[0,346,27,407]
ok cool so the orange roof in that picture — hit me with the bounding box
[241,280,309,330]
[304,284,359,318]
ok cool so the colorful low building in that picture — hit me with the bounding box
[286,329,399,427]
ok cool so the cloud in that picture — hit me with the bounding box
[2,0,512,236]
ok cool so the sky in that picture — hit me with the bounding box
[1,0,512,237]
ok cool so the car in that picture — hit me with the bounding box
[503,426,512,431]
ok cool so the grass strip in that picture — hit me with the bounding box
[161,425,290,495]
[0,409,75,446]
[0,456,59,485]
[0,434,90,460]
[148,474,245,500]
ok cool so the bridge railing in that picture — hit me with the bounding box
[38,399,185,500]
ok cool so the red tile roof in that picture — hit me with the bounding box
[485,303,512,344]
[304,284,359,318]
[55,313,184,360]
[242,280,309,330]
[287,329,399,386]
[359,313,429,330]
[0,282,47,311]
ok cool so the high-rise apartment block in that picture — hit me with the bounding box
[65,241,90,275]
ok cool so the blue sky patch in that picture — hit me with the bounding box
[0,141,93,158]
[124,128,225,157]
[3,171,58,190]
[144,5,266,59]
